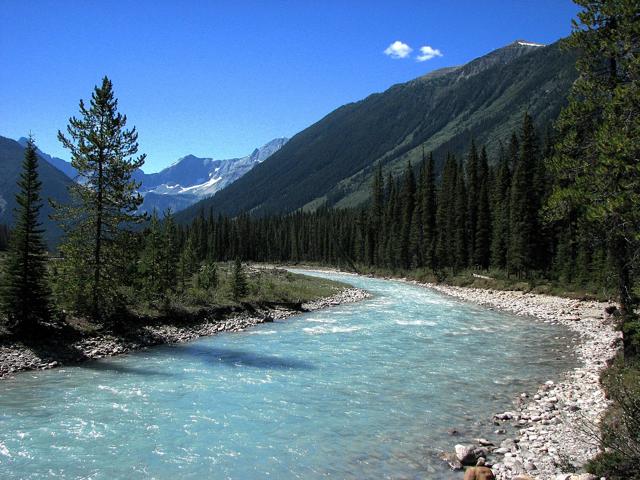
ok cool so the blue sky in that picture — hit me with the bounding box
[1,1,580,173]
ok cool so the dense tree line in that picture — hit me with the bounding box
[173,112,616,297]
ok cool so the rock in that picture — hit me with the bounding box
[439,451,463,470]
[475,438,494,447]
[454,444,487,466]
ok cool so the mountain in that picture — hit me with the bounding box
[22,137,288,215]
[137,137,288,213]
[176,39,577,222]
[0,136,73,246]
[17,137,78,180]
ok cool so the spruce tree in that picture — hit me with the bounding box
[55,77,145,318]
[421,152,437,269]
[231,258,249,300]
[178,235,198,291]
[138,211,163,300]
[399,162,416,269]
[466,140,479,263]
[160,210,179,294]
[490,141,512,269]
[473,147,491,269]
[453,159,468,272]
[509,113,539,277]
[368,164,384,265]
[0,138,50,334]
[549,0,640,326]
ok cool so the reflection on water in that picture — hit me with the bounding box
[0,271,576,479]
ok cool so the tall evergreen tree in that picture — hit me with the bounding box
[368,164,384,265]
[231,258,249,300]
[453,158,468,271]
[399,161,416,269]
[509,113,539,277]
[491,141,512,269]
[139,211,163,300]
[55,77,145,317]
[549,0,640,326]
[421,152,437,269]
[466,140,480,263]
[0,138,50,333]
[474,147,492,268]
[160,210,179,294]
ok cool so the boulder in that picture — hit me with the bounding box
[454,444,487,466]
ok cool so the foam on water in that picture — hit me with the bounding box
[0,271,576,479]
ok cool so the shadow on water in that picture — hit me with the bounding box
[174,344,316,371]
[79,360,174,377]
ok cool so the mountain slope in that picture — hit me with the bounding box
[18,137,78,180]
[177,40,577,222]
[22,137,288,214]
[138,137,287,213]
[0,136,73,246]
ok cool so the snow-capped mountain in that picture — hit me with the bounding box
[137,137,288,213]
[19,137,288,214]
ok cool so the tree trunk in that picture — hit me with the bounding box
[93,155,104,316]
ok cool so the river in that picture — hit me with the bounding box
[0,270,576,479]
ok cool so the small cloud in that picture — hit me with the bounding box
[384,40,412,59]
[416,45,443,62]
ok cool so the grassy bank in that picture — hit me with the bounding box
[0,264,348,340]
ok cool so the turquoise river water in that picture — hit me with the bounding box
[0,270,576,479]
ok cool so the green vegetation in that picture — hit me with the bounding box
[53,77,146,319]
[0,136,73,247]
[125,263,346,318]
[548,1,640,477]
[0,78,346,342]
[176,39,577,223]
[0,138,51,335]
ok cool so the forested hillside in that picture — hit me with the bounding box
[176,40,577,223]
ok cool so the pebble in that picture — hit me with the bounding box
[424,282,622,479]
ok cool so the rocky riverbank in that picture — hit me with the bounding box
[421,283,623,479]
[0,288,370,380]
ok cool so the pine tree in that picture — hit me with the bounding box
[231,258,249,300]
[509,113,539,277]
[453,158,468,271]
[421,152,437,269]
[474,147,491,269]
[466,140,479,263]
[490,141,512,269]
[197,262,218,291]
[368,164,384,265]
[55,77,145,318]
[548,0,640,327]
[160,210,178,294]
[399,161,416,269]
[139,211,163,300]
[0,138,50,334]
[178,235,198,291]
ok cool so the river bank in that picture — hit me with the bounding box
[423,283,622,479]
[0,288,370,380]
[290,267,622,478]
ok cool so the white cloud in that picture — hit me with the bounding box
[416,45,443,62]
[384,40,412,59]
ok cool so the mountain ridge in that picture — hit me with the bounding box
[175,38,577,222]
